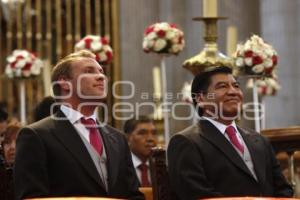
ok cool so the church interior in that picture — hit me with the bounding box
[1,0,300,199]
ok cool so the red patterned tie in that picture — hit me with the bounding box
[225,126,244,154]
[81,118,103,156]
[138,163,151,187]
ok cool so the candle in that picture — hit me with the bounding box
[153,67,161,99]
[203,0,217,17]
[226,26,238,56]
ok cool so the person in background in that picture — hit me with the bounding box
[1,124,21,167]
[14,50,144,200]
[0,107,8,165]
[124,116,157,187]
[33,96,59,122]
[168,66,293,199]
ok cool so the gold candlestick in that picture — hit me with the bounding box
[183,17,234,75]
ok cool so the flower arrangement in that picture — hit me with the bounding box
[234,35,278,76]
[75,35,113,65]
[5,50,43,79]
[143,22,185,55]
[247,76,280,96]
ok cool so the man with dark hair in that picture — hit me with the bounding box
[14,50,144,199]
[124,116,157,187]
[33,96,59,122]
[168,66,293,199]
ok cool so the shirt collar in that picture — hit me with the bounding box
[60,105,97,124]
[131,153,149,168]
[202,116,238,136]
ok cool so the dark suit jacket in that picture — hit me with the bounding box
[167,120,293,200]
[14,111,144,200]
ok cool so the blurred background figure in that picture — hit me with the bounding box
[0,123,21,200]
[1,124,21,168]
[124,116,158,187]
[33,96,59,122]
[0,107,8,142]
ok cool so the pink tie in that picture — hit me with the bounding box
[225,126,244,154]
[81,118,103,156]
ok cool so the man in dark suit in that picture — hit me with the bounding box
[124,116,157,187]
[167,66,293,199]
[14,50,144,200]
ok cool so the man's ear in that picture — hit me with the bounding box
[58,77,71,92]
[195,93,206,108]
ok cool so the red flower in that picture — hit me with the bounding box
[101,37,108,45]
[95,54,100,62]
[84,38,93,49]
[252,55,263,65]
[272,55,278,66]
[244,50,253,57]
[145,26,154,35]
[170,24,177,28]
[23,63,32,71]
[157,30,166,38]
[261,86,267,95]
[106,51,113,62]
[265,66,274,75]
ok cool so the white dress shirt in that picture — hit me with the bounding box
[131,153,151,185]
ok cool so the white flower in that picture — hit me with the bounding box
[252,64,264,73]
[99,51,107,61]
[147,32,157,40]
[245,57,253,66]
[235,57,244,67]
[166,30,176,40]
[91,42,102,52]
[264,58,273,68]
[154,39,167,51]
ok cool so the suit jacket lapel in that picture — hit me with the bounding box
[239,127,266,185]
[199,120,255,179]
[99,125,119,190]
[52,111,105,189]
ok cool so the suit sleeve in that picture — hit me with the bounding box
[167,134,222,200]
[263,137,294,197]
[121,135,145,200]
[14,127,50,200]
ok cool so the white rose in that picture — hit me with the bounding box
[245,57,253,66]
[75,40,85,51]
[264,58,273,68]
[252,64,264,74]
[16,59,26,69]
[91,42,102,52]
[235,57,244,67]
[5,65,13,78]
[7,55,15,63]
[166,30,176,40]
[171,44,180,53]
[147,32,157,40]
[154,39,167,51]
[103,45,113,52]
[31,60,43,75]
[99,51,107,61]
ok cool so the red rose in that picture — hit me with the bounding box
[84,38,93,49]
[265,66,274,75]
[252,55,263,65]
[170,24,177,28]
[101,37,108,45]
[23,63,32,71]
[157,30,166,38]
[244,50,253,57]
[145,26,154,35]
[261,86,267,95]
[106,51,113,62]
[272,55,278,66]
